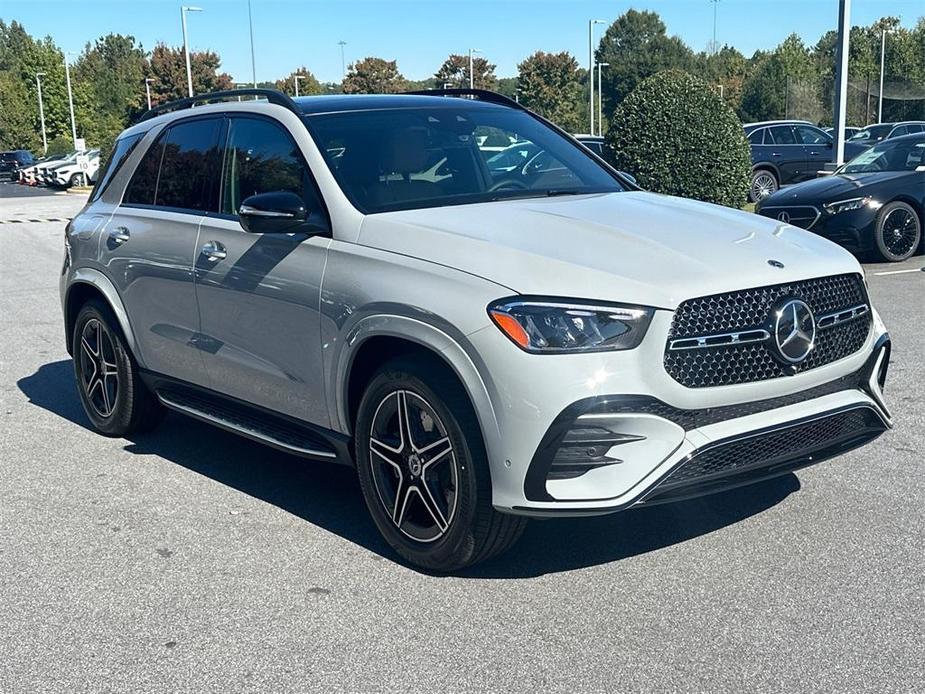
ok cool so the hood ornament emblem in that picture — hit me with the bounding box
[776,211,791,223]
[768,259,785,269]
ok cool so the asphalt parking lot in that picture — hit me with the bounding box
[1,186,922,693]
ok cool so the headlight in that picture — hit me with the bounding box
[488,298,654,353]
[823,196,882,215]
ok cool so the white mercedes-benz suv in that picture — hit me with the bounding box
[61,88,891,570]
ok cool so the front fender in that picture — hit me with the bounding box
[330,313,503,473]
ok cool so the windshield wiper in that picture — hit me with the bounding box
[489,189,593,202]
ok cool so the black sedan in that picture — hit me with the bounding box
[756,133,924,262]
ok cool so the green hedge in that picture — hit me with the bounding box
[607,69,751,208]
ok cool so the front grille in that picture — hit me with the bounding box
[649,406,884,494]
[664,274,870,388]
[757,205,821,229]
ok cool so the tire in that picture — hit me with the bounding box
[354,356,527,571]
[749,169,778,203]
[72,300,164,436]
[68,173,81,188]
[873,201,922,262]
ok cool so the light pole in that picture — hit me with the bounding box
[293,74,304,97]
[468,48,482,89]
[247,0,257,89]
[878,28,895,124]
[589,19,605,136]
[709,0,720,55]
[144,77,154,110]
[597,62,609,136]
[180,6,203,98]
[338,40,347,79]
[832,0,851,166]
[63,55,78,148]
[35,72,47,154]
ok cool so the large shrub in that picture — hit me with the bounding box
[607,69,751,208]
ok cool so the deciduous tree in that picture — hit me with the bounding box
[517,51,583,131]
[434,54,497,89]
[342,56,406,94]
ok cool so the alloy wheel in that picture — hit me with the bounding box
[751,172,777,201]
[78,318,119,418]
[368,390,458,543]
[880,207,920,260]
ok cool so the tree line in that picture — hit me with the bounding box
[1,10,923,157]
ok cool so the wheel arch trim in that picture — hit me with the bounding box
[65,268,143,366]
[332,315,503,468]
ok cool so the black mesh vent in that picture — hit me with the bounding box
[656,408,876,490]
[665,274,870,388]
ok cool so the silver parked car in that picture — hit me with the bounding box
[62,89,892,570]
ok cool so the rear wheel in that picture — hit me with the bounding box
[355,357,527,571]
[72,300,164,436]
[68,173,82,188]
[749,169,778,202]
[873,201,921,262]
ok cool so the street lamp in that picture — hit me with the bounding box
[468,48,482,89]
[878,28,896,124]
[63,54,78,148]
[709,0,721,56]
[247,0,257,89]
[35,72,47,154]
[597,62,609,137]
[338,40,347,79]
[293,74,304,97]
[180,6,203,98]
[144,77,154,110]
[589,19,605,136]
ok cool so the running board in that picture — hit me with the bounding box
[156,388,339,462]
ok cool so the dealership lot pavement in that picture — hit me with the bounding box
[1,191,922,693]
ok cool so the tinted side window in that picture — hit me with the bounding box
[795,126,829,145]
[155,118,223,212]
[890,125,909,137]
[768,126,797,145]
[748,128,765,145]
[123,136,165,206]
[221,117,317,215]
[91,133,142,202]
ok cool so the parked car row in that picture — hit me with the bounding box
[745,119,925,203]
[2,149,101,188]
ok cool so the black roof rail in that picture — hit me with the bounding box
[402,88,524,110]
[136,88,302,124]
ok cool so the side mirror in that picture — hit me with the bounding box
[239,191,315,234]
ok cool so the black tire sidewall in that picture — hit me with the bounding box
[354,362,485,571]
[72,301,138,436]
[874,201,921,262]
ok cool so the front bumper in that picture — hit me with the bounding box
[488,325,891,517]
[757,205,878,255]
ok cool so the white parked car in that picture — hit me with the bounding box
[47,150,100,188]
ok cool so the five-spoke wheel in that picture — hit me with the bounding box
[78,318,120,418]
[355,357,527,571]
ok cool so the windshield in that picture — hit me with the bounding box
[839,136,925,174]
[306,105,623,213]
[848,125,891,142]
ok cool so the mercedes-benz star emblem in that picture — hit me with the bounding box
[772,298,816,364]
[776,211,791,223]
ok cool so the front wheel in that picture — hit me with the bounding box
[873,201,921,262]
[355,357,526,571]
[749,169,778,203]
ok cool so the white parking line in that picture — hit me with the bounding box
[872,268,924,276]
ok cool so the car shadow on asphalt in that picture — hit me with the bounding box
[18,360,800,578]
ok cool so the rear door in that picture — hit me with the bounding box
[794,125,833,178]
[194,114,332,426]
[765,125,807,184]
[100,116,224,386]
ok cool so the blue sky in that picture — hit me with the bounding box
[5,0,923,83]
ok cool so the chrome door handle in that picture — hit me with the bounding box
[201,240,227,261]
[108,227,130,244]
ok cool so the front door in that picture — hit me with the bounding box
[194,114,331,427]
[100,116,224,387]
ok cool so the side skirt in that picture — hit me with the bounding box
[140,370,355,466]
